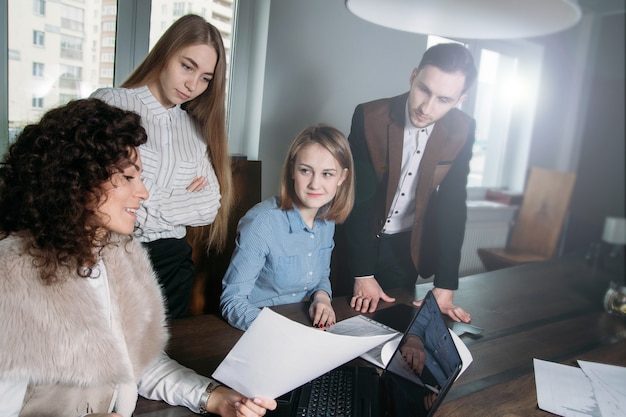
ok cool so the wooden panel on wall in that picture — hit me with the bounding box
[186,158,262,316]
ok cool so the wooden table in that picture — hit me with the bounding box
[134,255,626,416]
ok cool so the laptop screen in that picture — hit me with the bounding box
[381,291,463,417]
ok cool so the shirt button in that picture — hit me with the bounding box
[304,286,308,290]
[292,293,296,297]
[308,271,313,276]
[310,234,315,239]
[408,172,412,176]
[308,252,312,257]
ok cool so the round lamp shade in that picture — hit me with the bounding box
[345,0,582,39]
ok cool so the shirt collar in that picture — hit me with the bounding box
[404,99,434,137]
[285,202,328,233]
[135,86,183,118]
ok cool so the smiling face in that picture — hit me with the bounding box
[95,151,149,236]
[292,143,347,225]
[148,43,218,108]
[407,64,467,128]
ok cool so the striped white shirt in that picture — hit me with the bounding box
[91,86,221,242]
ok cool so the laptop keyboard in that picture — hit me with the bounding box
[295,367,355,417]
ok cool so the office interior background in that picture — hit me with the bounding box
[1,0,624,266]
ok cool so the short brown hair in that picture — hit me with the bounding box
[279,125,355,223]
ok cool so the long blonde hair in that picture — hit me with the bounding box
[122,14,232,251]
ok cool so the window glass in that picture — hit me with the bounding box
[33,30,45,46]
[6,0,236,149]
[426,35,539,189]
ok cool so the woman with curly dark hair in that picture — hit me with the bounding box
[0,98,275,417]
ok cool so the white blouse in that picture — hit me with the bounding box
[91,86,222,242]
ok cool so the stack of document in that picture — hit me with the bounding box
[327,314,473,378]
[212,308,397,399]
[534,358,626,417]
[213,307,473,399]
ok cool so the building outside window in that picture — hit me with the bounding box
[31,96,44,108]
[32,62,44,77]
[5,0,236,151]
[33,0,45,16]
[33,30,44,46]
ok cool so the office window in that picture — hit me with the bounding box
[102,36,115,47]
[173,3,185,16]
[102,5,116,16]
[59,93,79,105]
[5,0,237,157]
[60,64,82,79]
[60,35,84,60]
[211,11,230,24]
[32,62,44,77]
[33,30,45,46]
[33,0,45,16]
[59,64,83,90]
[101,52,115,63]
[427,36,541,190]
[60,4,84,32]
[100,67,114,79]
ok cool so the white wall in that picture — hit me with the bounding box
[231,0,430,198]
[229,0,619,206]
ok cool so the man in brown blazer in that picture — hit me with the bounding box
[339,43,477,322]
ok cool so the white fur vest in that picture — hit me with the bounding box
[0,234,168,416]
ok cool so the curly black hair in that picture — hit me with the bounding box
[0,98,147,282]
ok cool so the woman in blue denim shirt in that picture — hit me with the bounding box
[220,125,355,331]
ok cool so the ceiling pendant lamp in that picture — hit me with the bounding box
[345,0,582,39]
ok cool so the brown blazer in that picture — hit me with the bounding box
[342,92,474,289]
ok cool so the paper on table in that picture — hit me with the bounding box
[212,308,397,399]
[329,315,473,378]
[533,358,602,417]
[449,329,473,379]
[327,315,401,368]
[578,360,626,417]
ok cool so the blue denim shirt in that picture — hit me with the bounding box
[220,197,334,330]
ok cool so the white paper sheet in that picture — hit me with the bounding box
[534,358,602,417]
[327,314,400,368]
[578,360,626,417]
[212,308,397,399]
[329,314,473,376]
[449,329,473,379]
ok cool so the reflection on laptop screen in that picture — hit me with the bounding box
[382,291,462,417]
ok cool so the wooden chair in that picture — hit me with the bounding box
[477,167,576,271]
